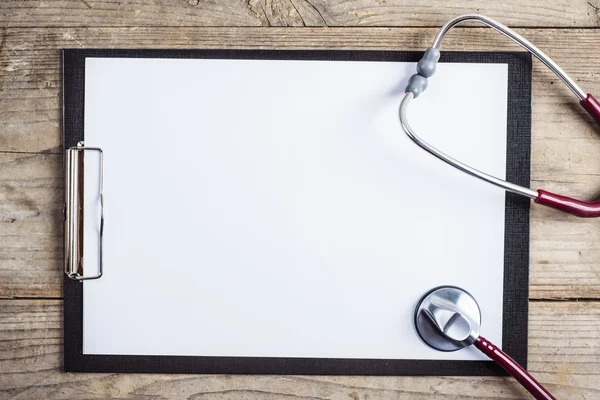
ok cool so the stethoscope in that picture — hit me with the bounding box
[406,14,599,400]
[400,14,600,218]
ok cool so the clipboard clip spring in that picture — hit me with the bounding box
[64,142,104,281]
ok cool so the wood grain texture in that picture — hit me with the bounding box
[0,152,62,299]
[0,300,598,399]
[1,0,600,28]
[1,27,600,299]
[1,27,598,152]
[0,3,599,397]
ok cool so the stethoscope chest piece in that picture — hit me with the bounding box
[414,285,481,352]
[414,285,557,399]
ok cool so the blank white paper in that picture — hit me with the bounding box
[82,56,508,361]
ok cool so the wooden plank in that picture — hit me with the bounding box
[0,299,598,399]
[0,0,599,28]
[1,27,600,299]
[0,153,63,299]
[1,27,599,153]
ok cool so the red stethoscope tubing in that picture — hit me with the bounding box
[537,93,600,217]
[475,337,556,400]
[581,93,600,126]
[536,187,600,218]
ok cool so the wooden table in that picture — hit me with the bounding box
[1,2,600,398]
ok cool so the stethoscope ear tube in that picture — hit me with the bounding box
[401,14,600,218]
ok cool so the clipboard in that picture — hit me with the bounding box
[63,49,531,375]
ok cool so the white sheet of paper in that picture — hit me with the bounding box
[82,56,508,361]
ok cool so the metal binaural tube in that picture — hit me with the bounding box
[431,14,586,101]
[400,14,600,217]
[399,92,539,199]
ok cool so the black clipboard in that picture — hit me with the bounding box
[63,49,531,375]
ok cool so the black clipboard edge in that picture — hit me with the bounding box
[63,49,531,376]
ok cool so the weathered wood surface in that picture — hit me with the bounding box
[1,300,599,399]
[0,153,62,298]
[2,28,599,153]
[1,0,600,28]
[1,5,600,397]
[1,27,600,299]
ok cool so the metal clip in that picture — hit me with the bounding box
[64,142,104,281]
